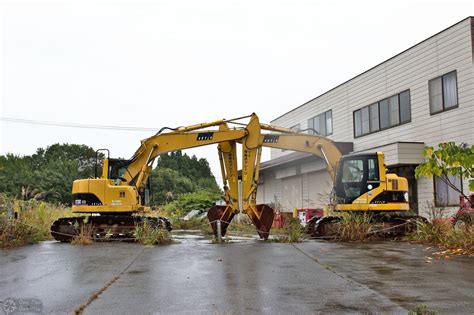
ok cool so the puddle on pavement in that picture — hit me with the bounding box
[171,230,260,244]
[371,265,402,275]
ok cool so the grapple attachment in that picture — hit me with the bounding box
[207,205,235,237]
[246,204,275,240]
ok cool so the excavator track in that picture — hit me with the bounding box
[51,215,172,242]
[372,212,427,237]
[308,212,426,239]
[307,216,342,239]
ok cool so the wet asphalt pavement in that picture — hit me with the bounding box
[0,233,473,314]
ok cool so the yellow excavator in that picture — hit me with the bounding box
[244,123,417,237]
[51,113,415,241]
[208,119,416,239]
[51,114,267,241]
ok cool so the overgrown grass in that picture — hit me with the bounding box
[134,219,173,246]
[0,217,41,248]
[172,217,206,230]
[408,304,437,315]
[337,213,374,241]
[0,198,71,249]
[227,220,258,235]
[71,223,93,246]
[408,220,473,255]
[271,217,303,243]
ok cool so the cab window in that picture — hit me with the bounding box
[342,159,364,183]
[368,158,379,181]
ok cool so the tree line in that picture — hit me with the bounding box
[0,144,221,207]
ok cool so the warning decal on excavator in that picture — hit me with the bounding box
[197,132,214,141]
[263,135,279,143]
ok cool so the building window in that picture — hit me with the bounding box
[434,174,462,207]
[353,90,411,138]
[399,90,411,123]
[389,95,399,126]
[429,71,458,115]
[379,99,390,130]
[369,103,379,132]
[308,110,332,136]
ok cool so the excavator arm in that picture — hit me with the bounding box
[258,133,342,182]
[207,114,273,238]
[207,123,241,236]
[124,129,248,190]
[71,115,258,216]
[229,124,343,239]
[111,115,264,191]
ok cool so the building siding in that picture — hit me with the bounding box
[260,17,474,217]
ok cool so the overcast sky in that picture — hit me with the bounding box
[0,0,473,182]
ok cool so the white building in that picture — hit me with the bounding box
[257,17,474,218]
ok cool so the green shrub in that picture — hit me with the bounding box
[70,223,93,246]
[272,216,303,243]
[408,220,473,255]
[227,221,257,235]
[0,200,71,248]
[408,304,437,315]
[337,213,374,241]
[0,216,41,248]
[134,219,173,246]
[172,217,205,230]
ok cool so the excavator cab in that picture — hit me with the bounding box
[107,158,129,183]
[334,153,381,204]
[334,152,409,212]
[106,157,151,206]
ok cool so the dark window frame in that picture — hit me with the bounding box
[308,109,333,136]
[353,89,411,138]
[433,173,463,207]
[429,70,459,115]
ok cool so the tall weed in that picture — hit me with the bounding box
[134,219,173,246]
[337,213,373,241]
[273,216,303,243]
[71,223,93,246]
[408,220,473,255]
[0,200,71,248]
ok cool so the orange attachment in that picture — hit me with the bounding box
[207,205,236,237]
[245,204,275,240]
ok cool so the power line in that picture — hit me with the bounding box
[0,116,159,132]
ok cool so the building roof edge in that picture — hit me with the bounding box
[271,16,473,123]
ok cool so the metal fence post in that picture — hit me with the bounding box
[217,220,222,244]
[7,202,14,219]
